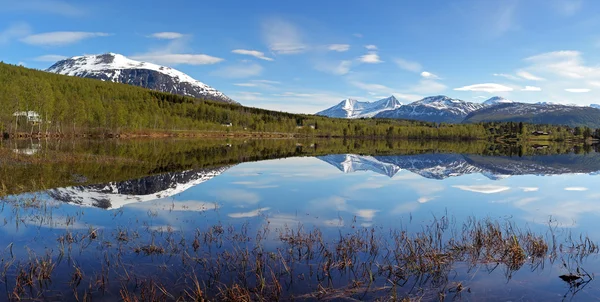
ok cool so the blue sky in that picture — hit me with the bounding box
[1,0,600,113]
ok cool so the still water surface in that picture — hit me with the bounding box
[2,139,600,300]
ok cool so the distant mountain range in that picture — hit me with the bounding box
[316,96,402,118]
[319,153,600,180]
[46,53,237,104]
[317,95,600,127]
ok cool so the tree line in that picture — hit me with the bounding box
[0,62,593,140]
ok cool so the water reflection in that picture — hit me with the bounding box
[5,143,600,300]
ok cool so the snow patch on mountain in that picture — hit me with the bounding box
[316,96,402,118]
[46,53,236,104]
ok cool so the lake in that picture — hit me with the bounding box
[1,138,600,301]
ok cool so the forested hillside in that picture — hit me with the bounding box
[0,63,590,141]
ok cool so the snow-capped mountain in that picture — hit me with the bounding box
[319,154,401,177]
[483,96,513,106]
[46,166,231,209]
[316,96,402,118]
[590,104,600,109]
[46,53,237,104]
[464,102,600,128]
[319,153,600,180]
[375,96,485,123]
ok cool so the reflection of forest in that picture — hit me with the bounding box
[0,138,597,196]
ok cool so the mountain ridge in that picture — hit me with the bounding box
[46,53,237,104]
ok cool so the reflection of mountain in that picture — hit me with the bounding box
[47,166,231,209]
[319,154,401,178]
[319,153,600,179]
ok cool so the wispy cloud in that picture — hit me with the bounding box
[454,83,514,92]
[149,32,185,40]
[212,62,263,78]
[228,207,270,218]
[262,18,307,54]
[564,187,589,191]
[565,88,590,93]
[522,86,541,91]
[493,73,521,81]
[520,187,539,192]
[453,185,511,194]
[516,70,545,81]
[420,71,439,79]
[0,23,31,44]
[327,44,350,52]
[554,0,582,16]
[33,54,67,62]
[0,0,86,17]
[365,44,377,50]
[394,58,422,73]
[132,53,223,65]
[233,79,280,89]
[315,60,352,75]
[231,49,274,61]
[411,79,447,94]
[21,31,110,46]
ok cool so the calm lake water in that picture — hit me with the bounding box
[2,139,600,301]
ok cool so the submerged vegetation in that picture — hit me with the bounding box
[0,194,597,301]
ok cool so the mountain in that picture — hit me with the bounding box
[316,96,402,118]
[46,166,231,209]
[483,96,513,106]
[319,153,600,180]
[463,102,600,128]
[591,104,600,109]
[46,53,237,104]
[374,96,485,123]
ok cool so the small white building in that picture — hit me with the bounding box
[13,111,41,123]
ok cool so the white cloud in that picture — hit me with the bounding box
[358,52,382,64]
[231,49,274,61]
[353,33,363,38]
[315,60,352,75]
[564,187,589,191]
[565,88,590,93]
[493,73,521,81]
[454,83,514,92]
[327,44,350,52]
[418,197,435,203]
[520,187,539,192]
[524,50,591,79]
[233,80,279,89]
[228,207,270,218]
[420,71,439,79]
[262,18,307,54]
[453,185,511,194]
[149,32,184,40]
[517,70,545,81]
[0,23,31,44]
[21,31,110,46]
[17,62,25,66]
[33,54,67,62]
[492,2,518,36]
[1,1,85,17]
[132,53,223,65]
[212,63,263,78]
[394,58,422,73]
[522,86,542,91]
[355,209,378,221]
[365,44,377,50]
